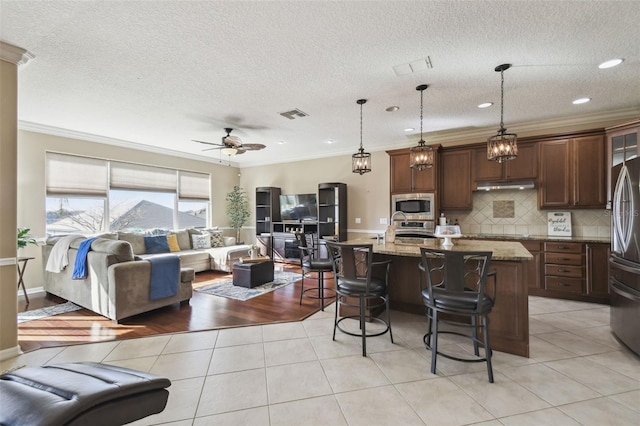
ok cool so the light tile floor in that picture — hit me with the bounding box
[2,296,639,425]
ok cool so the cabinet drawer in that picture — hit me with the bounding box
[544,252,583,266]
[545,276,584,293]
[543,242,583,253]
[544,264,583,278]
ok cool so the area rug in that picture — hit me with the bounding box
[18,301,82,324]
[195,271,300,301]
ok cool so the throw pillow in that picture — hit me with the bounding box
[166,234,181,252]
[191,233,211,249]
[209,231,225,248]
[144,235,170,254]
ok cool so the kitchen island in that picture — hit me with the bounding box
[344,237,533,357]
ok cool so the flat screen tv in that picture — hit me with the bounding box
[280,194,317,221]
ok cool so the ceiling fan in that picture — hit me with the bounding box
[192,128,266,156]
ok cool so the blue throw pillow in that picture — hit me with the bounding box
[144,235,170,254]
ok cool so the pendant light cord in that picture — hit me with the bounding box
[360,101,364,150]
[419,88,424,144]
[499,69,505,132]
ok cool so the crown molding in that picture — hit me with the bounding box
[0,41,34,66]
[18,121,240,167]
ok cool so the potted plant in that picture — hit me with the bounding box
[226,186,250,243]
[17,227,37,249]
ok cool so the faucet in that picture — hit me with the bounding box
[390,211,408,226]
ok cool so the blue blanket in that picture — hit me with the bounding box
[148,255,180,300]
[72,237,98,280]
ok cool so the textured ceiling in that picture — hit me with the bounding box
[2,0,639,167]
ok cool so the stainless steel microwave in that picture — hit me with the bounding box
[391,193,435,221]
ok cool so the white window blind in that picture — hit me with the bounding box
[178,171,210,200]
[110,162,177,192]
[46,153,108,196]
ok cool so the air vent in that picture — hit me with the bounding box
[393,56,433,76]
[279,109,309,120]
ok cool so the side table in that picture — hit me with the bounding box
[17,257,34,305]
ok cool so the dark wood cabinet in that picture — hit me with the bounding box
[538,133,605,209]
[474,142,537,182]
[519,240,541,291]
[387,146,438,194]
[606,120,640,209]
[586,242,610,301]
[440,148,472,210]
[317,182,347,241]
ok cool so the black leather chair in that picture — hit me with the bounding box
[325,241,393,357]
[295,232,334,310]
[419,247,496,382]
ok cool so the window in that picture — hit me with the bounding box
[45,153,211,235]
[46,197,106,236]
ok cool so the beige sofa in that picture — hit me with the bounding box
[42,229,252,322]
[42,236,194,322]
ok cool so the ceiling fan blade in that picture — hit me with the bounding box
[235,149,247,155]
[202,147,223,152]
[192,139,223,147]
[240,143,266,151]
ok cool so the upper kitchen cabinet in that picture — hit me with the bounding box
[440,148,472,210]
[387,146,439,194]
[473,142,537,182]
[606,119,640,209]
[538,132,606,209]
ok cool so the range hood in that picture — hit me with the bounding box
[475,180,536,191]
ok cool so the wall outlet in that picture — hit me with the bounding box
[380,218,388,225]
[355,217,361,224]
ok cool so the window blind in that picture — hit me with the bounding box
[178,171,210,201]
[46,153,108,196]
[110,162,177,192]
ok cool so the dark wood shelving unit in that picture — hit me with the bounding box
[255,187,281,258]
[318,182,347,241]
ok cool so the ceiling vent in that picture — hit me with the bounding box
[393,56,433,76]
[279,109,309,120]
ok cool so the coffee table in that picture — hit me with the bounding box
[232,260,274,288]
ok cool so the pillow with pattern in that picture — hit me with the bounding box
[209,231,225,248]
[191,233,211,249]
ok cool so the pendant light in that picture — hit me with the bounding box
[410,84,434,171]
[487,63,518,162]
[352,98,372,175]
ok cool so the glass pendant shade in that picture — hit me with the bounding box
[352,98,372,175]
[352,148,372,175]
[487,129,518,163]
[410,84,434,170]
[487,63,518,162]
[410,141,434,171]
[221,147,238,156]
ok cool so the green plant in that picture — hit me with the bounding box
[17,227,37,249]
[226,185,250,243]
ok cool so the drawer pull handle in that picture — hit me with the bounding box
[558,269,570,273]
[558,257,571,261]
[558,282,570,287]
[557,246,567,249]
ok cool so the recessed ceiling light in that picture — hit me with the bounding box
[386,106,399,112]
[404,128,414,132]
[572,97,591,105]
[598,58,624,69]
[478,102,493,109]
[278,140,286,145]
[326,139,335,144]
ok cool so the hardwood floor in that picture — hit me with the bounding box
[18,264,334,353]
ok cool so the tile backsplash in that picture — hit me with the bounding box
[445,189,611,238]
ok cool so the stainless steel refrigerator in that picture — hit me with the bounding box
[610,159,640,356]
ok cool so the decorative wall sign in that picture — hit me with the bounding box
[547,211,572,236]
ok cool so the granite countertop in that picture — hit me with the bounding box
[462,233,611,244]
[344,238,533,261]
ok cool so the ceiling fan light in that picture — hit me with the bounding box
[221,147,238,156]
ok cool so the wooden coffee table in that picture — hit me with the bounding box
[232,260,275,288]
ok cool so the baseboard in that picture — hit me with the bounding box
[17,286,45,299]
[0,344,22,362]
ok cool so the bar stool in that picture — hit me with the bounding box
[325,241,393,357]
[419,247,496,382]
[295,232,334,310]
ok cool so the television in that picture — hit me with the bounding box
[279,194,317,221]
